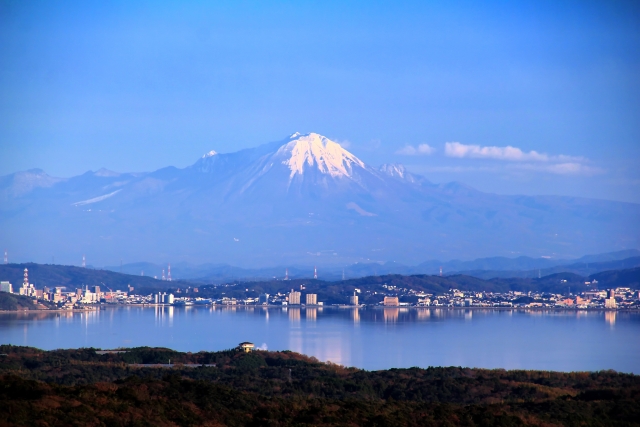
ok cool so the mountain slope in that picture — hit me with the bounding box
[1,133,639,267]
[0,263,189,291]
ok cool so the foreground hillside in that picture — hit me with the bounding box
[0,346,638,426]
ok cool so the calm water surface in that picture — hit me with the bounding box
[1,307,638,373]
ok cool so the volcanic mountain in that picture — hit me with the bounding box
[1,132,638,267]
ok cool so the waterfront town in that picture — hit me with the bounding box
[1,267,639,311]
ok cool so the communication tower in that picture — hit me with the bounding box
[314,266,317,280]
[3,249,7,264]
[82,255,86,268]
[285,268,289,280]
[23,268,29,287]
[162,269,166,281]
[342,269,345,281]
[439,266,442,277]
[167,264,172,282]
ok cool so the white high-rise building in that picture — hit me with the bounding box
[305,293,317,305]
[0,281,12,293]
[288,290,301,305]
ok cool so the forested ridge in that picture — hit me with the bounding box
[178,269,640,306]
[0,346,638,426]
[1,263,638,304]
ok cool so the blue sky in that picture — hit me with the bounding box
[1,0,639,202]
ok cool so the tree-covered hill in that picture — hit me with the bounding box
[0,345,638,426]
[0,263,192,292]
[0,292,54,310]
[591,267,640,289]
[1,262,638,306]
[178,268,640,305]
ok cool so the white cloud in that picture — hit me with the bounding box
[434,142,602,176]
[444,142,550,161]
[443,142,587,163]
[396,143,435,156]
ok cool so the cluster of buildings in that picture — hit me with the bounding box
[153,292,175,304]
[1,268,638,311]
[0,268,130,309]
[208,289,324,307]
[376,285,640,310]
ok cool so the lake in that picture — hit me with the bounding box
[1,306,638,373]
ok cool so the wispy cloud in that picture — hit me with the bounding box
[396,143,435,156]
[444,142,584,163]
[510,163,605,175]
[336,139,351,149]
[418,166,500,173]
[440,142,600,175]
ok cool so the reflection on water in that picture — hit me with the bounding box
[383,308,399,323]
[154,306,174,327]
[1,307,638,373]
[288,308,300,323]
[306,308,317,322]
[605,311,616,326]
[352,308,360,323]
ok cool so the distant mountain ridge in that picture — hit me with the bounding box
[1,261,638,297]
[1,132,639,266]
[103,249,640,282]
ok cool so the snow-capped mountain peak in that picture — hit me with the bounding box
[202,150,218,158]
[275,133,365,179]
[379,163,426,184]
[380,163,408,179]
[94,168,121,177]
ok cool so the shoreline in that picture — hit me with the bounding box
[0,304,637,313]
